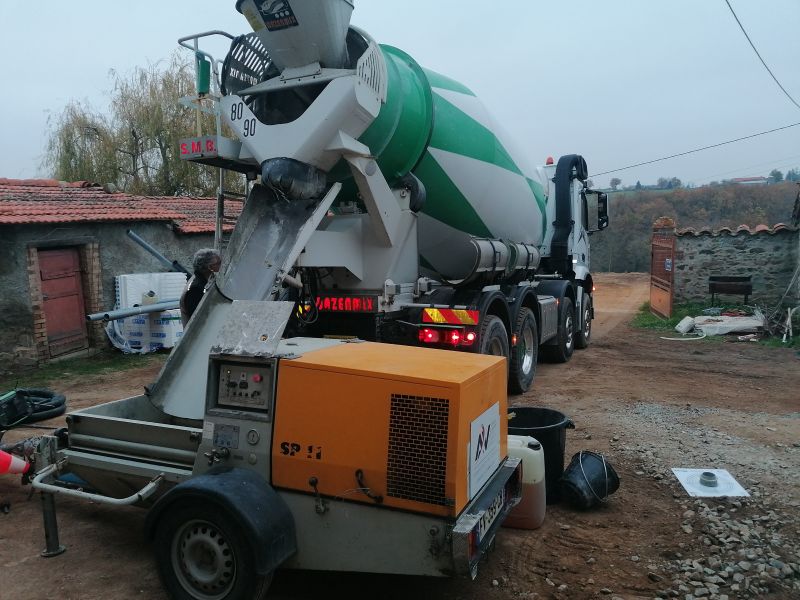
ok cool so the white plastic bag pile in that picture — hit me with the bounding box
[674,313,765,336]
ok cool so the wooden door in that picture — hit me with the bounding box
[39,248,89,357]
[650,234,675,319]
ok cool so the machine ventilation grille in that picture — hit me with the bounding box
[387,394,449,506]
[357,42,388,103]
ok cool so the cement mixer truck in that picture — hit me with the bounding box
[178,0,609,396]
[22,3,607,599]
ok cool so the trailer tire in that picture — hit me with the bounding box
[542,297,575,363]
[574,294,592,350]
[154,503,273,600]
[508,307,538,394]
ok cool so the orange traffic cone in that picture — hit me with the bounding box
[0,449,29,475]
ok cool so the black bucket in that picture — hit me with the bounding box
[558,450,620,509]
[507,406,574,504]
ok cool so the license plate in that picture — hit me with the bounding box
[477,486,506,542]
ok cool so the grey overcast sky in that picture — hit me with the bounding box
[1,0,798,188]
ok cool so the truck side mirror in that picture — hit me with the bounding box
[583,191,609,232]
[596,192,609,230]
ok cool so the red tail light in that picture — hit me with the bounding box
[419,327,476,347]
[418,328,441,344]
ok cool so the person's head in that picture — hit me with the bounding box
[192,248,222,277]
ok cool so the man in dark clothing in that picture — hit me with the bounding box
[180,248,222,326]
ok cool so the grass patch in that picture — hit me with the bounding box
[761,335,800,349]
[0,351,167,392]
[631,302,715,331]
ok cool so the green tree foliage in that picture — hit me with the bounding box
[769,169,784,182]
[786,168,800,182]
[44,55,224,196]
[654,176,683,189]
[591,182,797,272]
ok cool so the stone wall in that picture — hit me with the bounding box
[1,221,214,371]
[673,227,799,306]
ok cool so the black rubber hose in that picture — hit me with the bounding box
[1,388,67,426]
[15,389,66,409]
[19,404,66,424]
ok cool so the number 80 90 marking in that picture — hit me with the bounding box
[230,102,257,137]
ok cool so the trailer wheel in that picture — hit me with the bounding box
[508,308,538,394]
[542,297,575,363]
[574,294,592,350]
[154,504,272,600]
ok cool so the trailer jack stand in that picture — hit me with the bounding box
[34,435,65,557]
[40,491,65,557]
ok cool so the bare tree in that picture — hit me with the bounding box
[44,54,224,196]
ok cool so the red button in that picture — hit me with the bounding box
[252,374,263,383]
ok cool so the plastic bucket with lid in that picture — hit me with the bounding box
[507,407,574,504]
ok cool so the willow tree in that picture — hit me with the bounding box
[44,54,223,196]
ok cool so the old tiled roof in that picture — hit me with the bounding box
[0,178,241,234]
[676,223,797,237]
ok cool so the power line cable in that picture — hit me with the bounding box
[724,0,800,112]
[592,3,800,180]
[590,121,800,177]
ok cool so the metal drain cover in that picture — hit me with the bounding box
[671,468,750,497]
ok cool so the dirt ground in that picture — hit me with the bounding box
[1,273,798,599]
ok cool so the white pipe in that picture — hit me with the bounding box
[32,463,164,506]
[783,306,799,343]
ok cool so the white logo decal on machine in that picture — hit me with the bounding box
[469,403,500,498]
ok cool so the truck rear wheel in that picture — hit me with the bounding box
[154,504,272,600]
[542,297,575,363]
[508,307,538,394]
[574,294,592,350]
[478,315,509,377]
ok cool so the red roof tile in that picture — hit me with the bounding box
[676,223,798,237]
[0,178,241,234]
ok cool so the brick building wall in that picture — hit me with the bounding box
[1,222,213,372]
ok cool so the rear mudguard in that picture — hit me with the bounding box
[144,468,296,576]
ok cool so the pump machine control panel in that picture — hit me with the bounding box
[215,361,274,412]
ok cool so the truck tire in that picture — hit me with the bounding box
[542,297,575,363]
[508,307,538,394]
[479,315,509,358]
[154,503,272,600]
[574,294,592,350]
